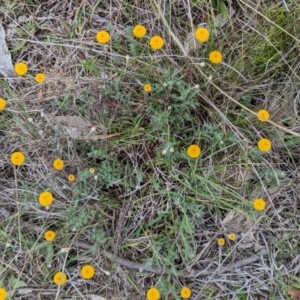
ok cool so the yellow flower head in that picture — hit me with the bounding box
[35,73,46,83]
[53,158,64,170]
[209,51,222,64]
[38,191,53,207]
[0,98,6,111]
[187,144,201,159]
[0,288,7,300]
[81,265,95,279]
[14,62,28,76]
[89,168,95,174]
[149,36,164,50]
[68,174,75,182]
[257,109,270,122]
[45,230,56,241]
[180,286,192,299]
[10,151,25,166]
[143,84,152,93]
[257,138,271,152]
[133,24,147,38]
[147,287,160,300]
[96,30,110,44]
[217,238,225,246]
[53,272,67,285]
[253,198,266,211]
[227,233,236,241]
[195,27,209,42]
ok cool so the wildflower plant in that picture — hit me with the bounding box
[2,2,300,299]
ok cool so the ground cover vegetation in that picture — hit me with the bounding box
[0,0,300,299]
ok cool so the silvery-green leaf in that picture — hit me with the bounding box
[0,22,16,82]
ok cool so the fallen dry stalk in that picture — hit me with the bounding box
[75,241,268,278]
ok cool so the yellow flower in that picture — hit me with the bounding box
[14,62,28,76]
[187,144,201,159]
[133,25,147,38]
[209,51,222,64]
[149,36,164,50]
[143,84,152,92]
[257,109,270,122]
[147,287,160,300]
[0,98,6,111]
[81,265,95,279]
[227,233,236,241]
[38,191,53,207]
[35,73,46,83]
[45,230,56,241]
[217,238,225,246]
[253,198,266,211]
[194,27,209,42]
[53,272,67,285]
[257,138,272,152]
[68,174,75,182]
[10,151,25,166]
[96,30,110,44]
[180,286,192,299]
[89,168,95,174]
[0,288,7,300]
[53,158,64,170]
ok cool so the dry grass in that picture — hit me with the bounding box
[0,0,300,299]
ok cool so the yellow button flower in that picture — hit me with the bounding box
[96,30,110,44]
[81,265,95,279]
[143,84,152,92]
[227,233,236,241]
[194,27,209,42]
[217,238,225,246]
[147,287,160,300]
[35,73,46,83]
[180,286,192,299]
[89,168,95,174]
[209,51,222,64]
[53,272,67,285]
[10,151,25,166]
[253,198,266,211]
[187,144,201,159]
[257,138,271,152]
[149,36,164,50]
[68,174,75,182]
[133,24,147,38]
[53,158,64,170]
[45,230,56,241]
[14,62,28,76]
[0,288,7,300]
[38,191,53,207]
[0,98,6,111]
[257,109,270,122]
